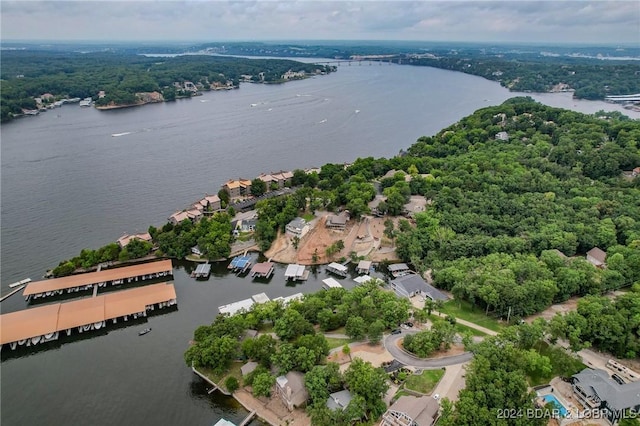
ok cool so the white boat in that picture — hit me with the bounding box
[111,132,131,137]
[138,328,152,336]
[79,98,93,107]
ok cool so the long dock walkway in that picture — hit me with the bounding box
[0,285,26,303]
[1,283,177,351]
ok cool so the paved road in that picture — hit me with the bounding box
[384,330,473,367]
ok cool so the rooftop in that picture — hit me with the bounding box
[23,260,173,296]
[284,264,306,278]
[327,262,348,273]
[391,274,448,301]
[322,278,343,289]
[385,395,439,425]
[574,368,640,412]
[327,389,352,411]
[250,262,274,275]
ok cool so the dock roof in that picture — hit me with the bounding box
[1,283,176,345]
[388,263,410,272]
[23,260,173,296]
[327,262,348,273]
[250,262,274,275]
[230,256,251,269]
[284,264,306,278]
[219,298,255,316]
[322,278,343,289]
[357,260,372,271]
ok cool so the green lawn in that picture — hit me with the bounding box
[437,300,504,332]
[303,213,315,222]
[199,361,244,392]
[404,369,445,394]
[325,337,352,350]
[527,342,586,386]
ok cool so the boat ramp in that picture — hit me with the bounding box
[228,255,252,274]
[1,282,177,351]
[191,263,212,279]
[23,259,173,301]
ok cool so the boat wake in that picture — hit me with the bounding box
[111,132,132,137]
[318,119,328,124]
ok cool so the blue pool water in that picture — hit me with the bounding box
[543,394,569,417]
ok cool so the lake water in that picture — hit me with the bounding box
[1,61,635,426]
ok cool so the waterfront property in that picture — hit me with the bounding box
[228,256,252,274]
[23,260,173,301]
[284,264,308,281]
[222,179,252,200]
[388,263,411,278]
[325,212,349,230]
[381,395,439,426]
[285,217,309,238]
[1,283,177,351]
[276,371,308,411]
[390,274,448,301]
[250,262,275,279]
[116,232,152,248]
[572,368,640,424]
[326,262,348,277]
[218,293,271,316]
[191,263,211,279]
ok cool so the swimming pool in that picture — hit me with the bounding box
[543,394,569,417]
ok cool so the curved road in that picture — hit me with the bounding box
[384,330,473,367]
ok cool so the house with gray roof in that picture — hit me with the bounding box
[572,368,640,424]
[326,389,353,411]
[390,274,448,301]
[586,247,607,268]
[382,395,440,426]
[276,371,308,411]
[285,217,309,238]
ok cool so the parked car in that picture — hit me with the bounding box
[391,329,402,335]
[404,322,414,327]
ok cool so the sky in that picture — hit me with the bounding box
[1,0,639,45]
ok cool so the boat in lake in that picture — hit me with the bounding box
[138,328,152,336]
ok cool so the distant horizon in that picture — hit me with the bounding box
[2,1,637,45]
[2,39,638,49]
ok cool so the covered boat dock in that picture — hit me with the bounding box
[23,260,173,301]
[284,264,308,281]
[250,262,275,278]
[322,277,343,290]
[218,293,271,316]
[1,282,177,351]
[326,262,348,277]
[228,256,252,274]
[192,263,211,279]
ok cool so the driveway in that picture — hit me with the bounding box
[383,330,473,368]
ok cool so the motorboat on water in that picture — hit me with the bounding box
[138,328,152,336]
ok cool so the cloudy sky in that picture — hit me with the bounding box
[2,1,638,44]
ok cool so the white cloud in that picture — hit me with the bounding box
[1,0,638,43]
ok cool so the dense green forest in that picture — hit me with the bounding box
[0,50,334,121]
[191,41,640,99]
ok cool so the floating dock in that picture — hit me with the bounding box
[272,292,303,306]
[23,260,173,301]
[9,278,31,288]
[284,264,308,281]
[1,282,177,351]
[322,277,343,290]
[249,262,274,279]
[326,262,348,277]
[228,256,252,274]
[191,263,211,279]
[354,275,374,285]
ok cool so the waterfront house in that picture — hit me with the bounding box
[186,208,203,221]
[257,173,278,188]
[199,194,222,212]
[326,212,349,230]
[326,389,353,411]
[586,247,607,268]
[381,395,440,426]
[117,232,152,248]
[222,179,252,199]
[169,211,190,225]
[276,371,308,411]
[572,368,640,425]
[286,217,309,238]
[390,274,448,301]
[271,170,294,188]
